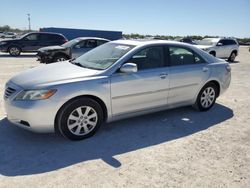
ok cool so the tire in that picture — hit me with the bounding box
[228,51,236,62]
[53,54,68,62]
[57,98,104,140]
[194,83,218,111]
[8,46,21,56]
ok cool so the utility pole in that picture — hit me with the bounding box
[27,13,31,31]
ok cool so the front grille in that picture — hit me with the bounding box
[4,87,16,99]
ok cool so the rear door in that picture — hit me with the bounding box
[168,46,210,106]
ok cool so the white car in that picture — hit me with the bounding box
[196,38,239,62]
[0,32,17,39]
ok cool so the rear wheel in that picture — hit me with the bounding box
[194,83,218,111]
[57,98,104,140]
[9,46,21,56]
[228,51,236,62]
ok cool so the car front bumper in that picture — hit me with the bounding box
[4,98,62,133]
[4,81,64,133]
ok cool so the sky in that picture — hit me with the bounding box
[0,0,249,38]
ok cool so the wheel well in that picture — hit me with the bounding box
[232,50,238,56]
[54,95,108,131]
[209,51,216,56]
[207,80,220,97]
[8,45,21,52]
[53,52,70,59]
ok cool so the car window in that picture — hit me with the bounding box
[25,34,38,41]
[75,40,86,48]
[169,46,204,66]
[218,40,226,45]
[227,40,237,45]
[128,46,165,71]
[97,40,108,46]
[85,40,97,48]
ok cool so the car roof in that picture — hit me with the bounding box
[110,39,191,47]
[75,37,110,41]
[26,32,65,36]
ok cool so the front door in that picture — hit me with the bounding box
[111,46,170,116]
[21,33,41,51]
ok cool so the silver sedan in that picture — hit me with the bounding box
[4,40,231,140]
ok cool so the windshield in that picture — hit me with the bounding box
[196,38,218,46]
[62,39,80,48]
[72,43,135,70]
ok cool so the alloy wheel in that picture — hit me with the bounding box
[67,106,98,136]
[200,87,216,108]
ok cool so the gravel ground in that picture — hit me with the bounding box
[0,47,249,188]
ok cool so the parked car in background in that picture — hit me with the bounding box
[4,40,231,140]
[37,37,110,63]
[179,37,196,44]
[0,32,17,39]
[0,32,67,56]
[196,38,239,62]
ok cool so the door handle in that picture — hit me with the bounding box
[203,67,209,72]
[159,73,168,79]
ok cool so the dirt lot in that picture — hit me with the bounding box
[0,47,249,188]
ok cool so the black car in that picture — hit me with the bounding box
[0,32,67,56]
[37,37,110,64]
[179,37,196,44]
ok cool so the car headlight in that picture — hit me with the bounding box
[0,41,7,45]
[15,89,57,101]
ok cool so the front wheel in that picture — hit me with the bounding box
[228,52,236,62]
[56,98,104,140]
[194,83,218,111]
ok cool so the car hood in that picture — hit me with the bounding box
[10,61,100,89]
[38,45,66,51]
[195,45,213,49]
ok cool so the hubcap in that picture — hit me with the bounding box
[10,47,19,55]
[67,106,98,136]
[200,87,215,108]
[56,57,66,62]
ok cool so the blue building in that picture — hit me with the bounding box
[40,27,122,41]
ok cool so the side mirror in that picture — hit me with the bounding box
[74,44,81,49]
[120,63,137,73]
[217,43,223,46]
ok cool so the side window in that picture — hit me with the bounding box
[25,34,38,41]
[129,46,165,71]
[97,40,108,46]
[75,40,86,48]
[85,40,97,48]
[218,40,226,46]
[227,40,236,45]
[169,46,204,66]
[40,34,53,40]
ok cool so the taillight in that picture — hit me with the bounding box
[226,64,231,72]
[63,39,68,43]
